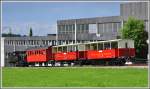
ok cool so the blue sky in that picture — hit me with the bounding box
[2,2,121,36]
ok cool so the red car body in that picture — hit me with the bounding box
[26,46,52,63]
[78,48,135,60]
[54,52,77,61]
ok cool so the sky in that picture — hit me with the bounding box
[2,2,121,36]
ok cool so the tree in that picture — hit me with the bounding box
[120,17,148,59]
[29,27,33,36]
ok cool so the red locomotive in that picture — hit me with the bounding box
[26,39,135,66]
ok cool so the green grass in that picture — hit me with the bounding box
[2,67,148,87]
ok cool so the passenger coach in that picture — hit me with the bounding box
[77,39,135,65]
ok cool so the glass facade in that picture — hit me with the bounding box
[97,22,121,34]
[58,24,75,34]
[89,24,97,34]
[58,24,89,34]
[76,24,89,33]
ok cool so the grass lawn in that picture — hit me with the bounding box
[2,67,148,87]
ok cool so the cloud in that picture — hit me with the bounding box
[2,22,57,36]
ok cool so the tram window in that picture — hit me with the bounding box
[68,46,76,52]
[111,42,118,49]
[104,42,110,49]
[72,46,76,51]
[91,43,97,50]
[68,46,72,52]
[58,47,62,52]
[85,44,90,50]
[98,43,103,50]
[62,46,67,52]
[68,46,71,52]
[52,47,57,53]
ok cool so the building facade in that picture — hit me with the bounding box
[57,2,148,45]
[57,16,122,44]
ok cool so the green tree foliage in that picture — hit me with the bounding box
[29,27,33,36]
[121,17,148,58]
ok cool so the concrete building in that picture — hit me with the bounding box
[57,2,148,45]
[120,2,148,32]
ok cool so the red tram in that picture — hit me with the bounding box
[26,39,135,66]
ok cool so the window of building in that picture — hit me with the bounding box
[117,23,121,32]
[113,23,118,32]
[98,23,103,34]
[72,25,75,33]
[108,23,112,33]
[77,24,80,33]
[103,24,106,33]
[89,24,97,34]
[66,25,69,34]
[104,23,112,33]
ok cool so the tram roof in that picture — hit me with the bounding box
[84,39,133,45]
[53,39,133,47]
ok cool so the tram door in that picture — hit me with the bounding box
[78,44,86,60]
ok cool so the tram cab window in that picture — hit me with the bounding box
[104,42,110,49]
[91,43,97,50]
[98,43,103,50]
[111,42,118,49]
